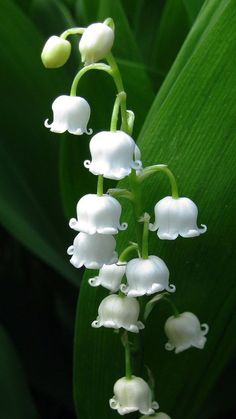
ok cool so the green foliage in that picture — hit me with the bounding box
[0,326,38,418]
[0,0,235,418]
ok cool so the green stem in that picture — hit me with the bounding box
[110,92,126,131]
[122,331,132,379]
[103,17,115,31]
[70,63,112,96]
[138,165,179,198]
[60,27,85,39]
[128,170,143,253]
[106,53,129,133]
[97,175,104,196]
[163,296,180,317]
[141,213,150,259]
[119,243,139,263]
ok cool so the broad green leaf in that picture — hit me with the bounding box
[0,325,38,419]
[152,0,191,76]
[183,0,205,23]
[0,0,78,284]
[73,1,236,418]
[30,0,76,36]
[75,0,100,25]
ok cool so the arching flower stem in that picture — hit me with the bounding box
[103,17,115,31]
[97,175,104,196]
[162,296,180,317]
[70,63,112,96]
[122,331,132,380]
[138,164,179,199]
[110,92,127,131]
[60,27,85,39]
[106,52,129,133]
[119,243,139,263]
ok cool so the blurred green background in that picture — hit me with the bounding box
[0,1,235,418]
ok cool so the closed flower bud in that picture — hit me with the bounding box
[149,196,207,240]
[67,232,117,269]
[84,130,142,180]
[121,256,175,297]
[88,263,126,292]
[109,375,159,415]
[45,95,92,135]
[79,23,114,65]
[69,194,128,235]
[140,413,171,419]
[41,36,71,68]
[164,312,209,354]
[92,294,144,333]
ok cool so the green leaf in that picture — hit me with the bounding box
[0,325,38,419]
[183,0,205,23]
[73,0,236,418]
[0,0,78,284]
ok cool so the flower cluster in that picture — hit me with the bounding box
[42,19,209,418]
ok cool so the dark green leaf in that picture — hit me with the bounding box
[0,0,78,283]
[0,325,38,419]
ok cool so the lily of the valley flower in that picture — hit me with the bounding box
[45,95,92,135]
[69,194,128,234]
[164,312,209,354]
[84,130,142,180]
[109,375,159,415]
[92,294,144,333]
[67,232,117,269]
[79,22,114,65]
[41,36,71,68]
[149,196,207,240]
[88,263,126,292]
[121,256,175,297]
[140,413,171,419]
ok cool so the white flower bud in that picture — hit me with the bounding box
[164,312,209,354]
[41,36,71,68]
[88,263,126,292]
[109,375,159,415]
[69,194,127,235]
[67,232,117,269]
[79,23,114,65]
[84,130,142,180]
[92,294,144,333]
[45,95,92,135]
[149,196,207,240]
[140,413,171,419]
[121,256,175,297]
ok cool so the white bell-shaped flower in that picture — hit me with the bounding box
[67,232,117,269]
[92,294,144,333]
[88,263,126,292]
[45,95,92,135]
[121,256,175,297]
[41,36,71,68]
[109,375,159,415]
[140,413,171,419]
[79,22,114,65]
[164,312,209,354]
[84,131,142,180]
[69,194,128,235]
[149,196,207,240]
